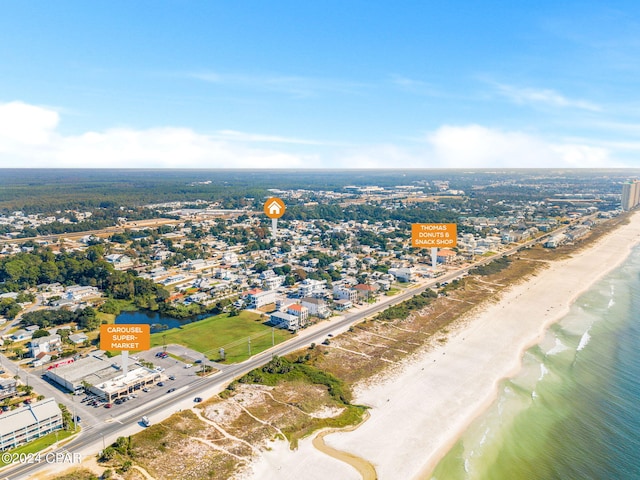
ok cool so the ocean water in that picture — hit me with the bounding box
[431,245,640,480]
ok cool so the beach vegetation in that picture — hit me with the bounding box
[230,356,367,448]
[471,256,511,276]
[50,469,100,480]
[376,289,437,321]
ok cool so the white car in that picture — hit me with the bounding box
[184,363,193,369]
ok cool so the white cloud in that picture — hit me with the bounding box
[426,124,614,168]
[0,101,59,147]
[340,144,419,168]
[0,101,620,169]
[0,101,311,168]
[339,125,617,169]
[495,83,601,111]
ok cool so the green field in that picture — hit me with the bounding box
[150,311,293,363]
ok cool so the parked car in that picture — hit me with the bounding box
[142,387,150,392]
[157,382,165,387]
[194,397,203,403]
[184,364,193,369]
[169,375,176,380]
[194,359,203,364]
[104,403,112,408]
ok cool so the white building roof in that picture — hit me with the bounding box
[0,398,61,437]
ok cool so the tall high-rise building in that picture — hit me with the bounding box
[621,180,640,211]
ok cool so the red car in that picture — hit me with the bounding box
[104,403,113,408]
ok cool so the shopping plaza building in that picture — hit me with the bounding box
[45,351,161,402]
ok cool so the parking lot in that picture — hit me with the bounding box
[71,346,219,424]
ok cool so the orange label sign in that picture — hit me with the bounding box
[264,197,286,219]
[411,223,457,248]
[100,324,150,351]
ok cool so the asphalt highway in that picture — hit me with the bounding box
[1,218,590,479]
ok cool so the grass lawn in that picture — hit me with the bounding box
[150,311,292,363]
[0,429,75,467]
[385,288,400,296]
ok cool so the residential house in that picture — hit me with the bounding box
[244,289,276,309]
[298,279,326,298]
[354,284,378,301]
[28,334,62,358]
[301,297,331,318]
[68,333,89,345]
[334,299,353,311]
[388,267,414,282]
[270,311,299,331]
[333,285,358,302]
[65,285,99,301]
[221,252,239,265]
[11,329,32,342]
[544,233,567,248]
[436,249,457,264]
[105,254,134,270]
[286,304,309,327]
[32,352,52,367]
[263,274,285,291]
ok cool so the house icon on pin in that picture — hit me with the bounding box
[268,201,281,215]
[264,197,285,219]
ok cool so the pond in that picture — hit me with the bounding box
[114,310,210,332]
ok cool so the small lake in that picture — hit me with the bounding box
[115,310,210,332]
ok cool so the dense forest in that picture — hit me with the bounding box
[1,168,630,214]
[0,244,169,312]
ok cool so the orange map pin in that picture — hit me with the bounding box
[264,197,286,219]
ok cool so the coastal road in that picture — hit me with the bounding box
[1,220,591,479]
[0,262,485,480]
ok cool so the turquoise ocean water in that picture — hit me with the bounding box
[431,245,640,480]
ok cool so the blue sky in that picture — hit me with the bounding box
[1,1,640,168]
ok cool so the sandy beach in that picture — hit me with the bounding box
[246,211,640,480]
